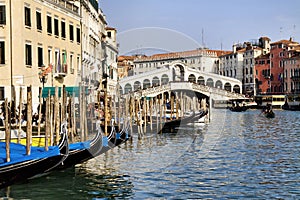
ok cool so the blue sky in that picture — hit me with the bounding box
[100,0,300,55]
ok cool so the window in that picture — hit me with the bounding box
[47,15,52,34]
[0,87,4,100]
[54,18,59,36]
[0,41,5,64]
[107,31,111,38]
[36,11,42,30]
[69,24,74,41]
[25,44,32,66]
[24,7,31,27]
[76,27,80,43]
[38,47,43,67]
[0,5,6,25]
[61,21,66,38]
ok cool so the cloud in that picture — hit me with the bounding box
[118,27,201,55]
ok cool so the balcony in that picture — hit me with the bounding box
[54,64,67,78]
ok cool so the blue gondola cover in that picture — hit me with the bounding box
[102,136,108,147]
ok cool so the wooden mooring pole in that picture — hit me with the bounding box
[17,87,23,143]
[26,86,32,155]
[37,87,42,137]
[54,87,60,145]
[5,98,10,162]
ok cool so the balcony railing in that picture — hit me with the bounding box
[46,0,79,14]
[54,64,67,78]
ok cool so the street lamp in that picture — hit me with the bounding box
[38,65,48,88]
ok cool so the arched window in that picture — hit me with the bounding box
[188,74,196,83]
[134,81,141,91]
[206,78,214,87]
[215,80,222,89]
[152,76,160,87]
[233,85,240,93]
[224,82,231,91]
[161,74,169,85]
[197,76,205,85]
[143,79,151,89]
[124,83,132,94]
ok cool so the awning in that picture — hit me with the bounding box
[42,86,88,98]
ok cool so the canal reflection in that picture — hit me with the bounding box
[0,166,134,199]
[1,109,299,199]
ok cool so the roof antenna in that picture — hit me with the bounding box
[201,28,206,49]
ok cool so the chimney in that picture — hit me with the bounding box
[233,44,237,53]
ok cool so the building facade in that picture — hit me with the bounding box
[218,45,244,83]
[0,0,117,109]
[117,55,134,79]
[0,0,81,107]
[283,49,300,93]
[131,49,230,76]
[80,1,108,103]
[104,27,119,95]
[269,39,299,93]
[219,37,271,96]
[255,53,271,94]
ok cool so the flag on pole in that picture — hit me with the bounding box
[63,50,67,73]
[57,50,61,73]
[42,64,53,76]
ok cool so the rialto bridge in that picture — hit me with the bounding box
[119,62,245,101]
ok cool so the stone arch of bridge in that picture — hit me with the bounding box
[171,62,187,81]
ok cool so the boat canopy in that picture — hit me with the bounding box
[0,142,60,167]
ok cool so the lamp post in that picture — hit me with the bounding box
[39,65,48,88]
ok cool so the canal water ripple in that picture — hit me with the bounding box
[1,109,299,199]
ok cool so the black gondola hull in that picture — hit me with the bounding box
[0,155,64,188]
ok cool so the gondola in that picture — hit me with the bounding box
[282,102,300,111]
[0,123,69,188]
[264,110,275,118]
[131,110,203,134]
[53,121,130,170]
[229,105,248,112]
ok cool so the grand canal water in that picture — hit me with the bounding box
[1,109,299,199]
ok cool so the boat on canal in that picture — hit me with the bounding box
[53,122,130,170]
[0,123,69,188]
[227,99,250,112]
[132,109,208,134]
[264,110,275,118]
[261,103,275,118]
[281,94,300,111]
